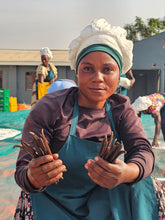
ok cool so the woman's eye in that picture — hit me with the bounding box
[83,66,92,72]
[104,67,112,73]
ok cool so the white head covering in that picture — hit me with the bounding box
[132,96,152,114]
[119,77,131,89]
[69,18,133,74]
[40,47,53,60]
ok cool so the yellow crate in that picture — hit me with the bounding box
[9,97,17,106]
[9,105,17,112]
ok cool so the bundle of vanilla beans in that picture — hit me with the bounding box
[14,129,126,163]
[14,129,52,158]
[99,132,126,163]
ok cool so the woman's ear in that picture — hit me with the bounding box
[116,75,120,88]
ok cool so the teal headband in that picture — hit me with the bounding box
[76,44,123,74]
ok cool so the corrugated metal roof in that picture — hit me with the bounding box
[0,49,70,66]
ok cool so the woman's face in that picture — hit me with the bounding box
[41,55,49,67]
[77,51,120,108]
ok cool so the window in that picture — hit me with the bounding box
[25,72,35,91]
[0,72,3,88]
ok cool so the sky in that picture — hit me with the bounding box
[0,0,165,50]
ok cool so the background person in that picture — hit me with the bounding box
[31,47,58,107]
[132,93,165,147]
[14,18,158,219]
[116,69,135,95]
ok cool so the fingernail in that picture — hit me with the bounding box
[94,156,99,161]
[84,164,88,169]
[87,159,92,165]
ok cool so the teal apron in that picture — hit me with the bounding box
[45,65,55,82]
[31,98,158,220]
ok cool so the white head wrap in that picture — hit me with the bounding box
[119,77,131,89]
[132,96,152,114]
[40,47,53,60]
[69,18,133,74]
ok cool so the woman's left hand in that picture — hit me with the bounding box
[84,157,138,189]
[49,78,56,84]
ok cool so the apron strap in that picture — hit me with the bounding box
[69,96,79,136]
[105,100,120,141]
[36,79,38,100]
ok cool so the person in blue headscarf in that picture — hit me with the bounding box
[14,18,159,220]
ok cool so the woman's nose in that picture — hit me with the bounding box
[93,71,104,81]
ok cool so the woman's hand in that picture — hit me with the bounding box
[27,154,67,189]
[85,157,139,189]
[152,139,159,148]
[49,77,56,85]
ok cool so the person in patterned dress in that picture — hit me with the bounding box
[132,93,165,147]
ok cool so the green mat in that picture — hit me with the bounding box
[0,110,164,178]
[0,110,30,157]
[0,109,30,131]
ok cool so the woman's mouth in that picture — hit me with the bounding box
[89,87,105,92]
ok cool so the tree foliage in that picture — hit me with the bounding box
[124,16,165,42]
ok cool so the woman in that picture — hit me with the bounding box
[132,93,165,147]
[14,18,158,219]
[31,47,57,107]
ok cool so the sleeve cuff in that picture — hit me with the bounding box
[24,170,47,193]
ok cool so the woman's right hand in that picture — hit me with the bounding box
[27,154,67,189]
[152,139,159,148]
[49,78,56,84]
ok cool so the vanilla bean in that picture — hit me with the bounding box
[41,129,52,155]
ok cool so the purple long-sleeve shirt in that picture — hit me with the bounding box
[15,87,155,193]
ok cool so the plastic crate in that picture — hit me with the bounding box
[0,100,4,104]
[0,89,10,99]
[0,98,9,106]
[0,97,9,102]
[0,105,9,112]
[9,97,17,105]
[17,104,26,110]
[9,105,17,112]
[0,101,9,105]
[3,106,9,112]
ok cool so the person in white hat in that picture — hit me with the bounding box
[31,47,58,107]
[14,18,159,219]
[132,93,165,147]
